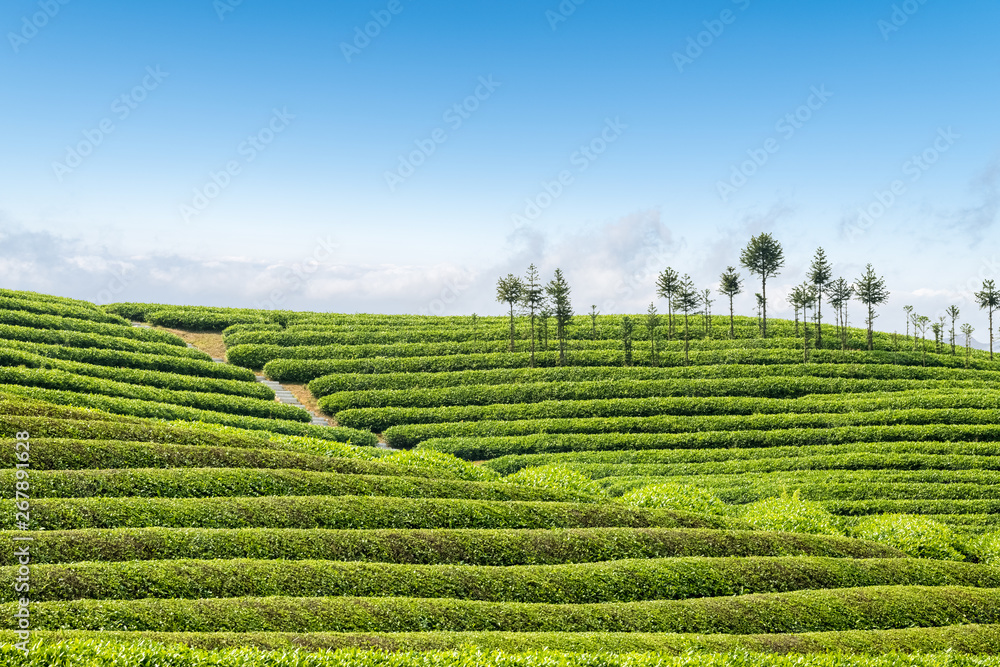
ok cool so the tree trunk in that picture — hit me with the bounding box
[867,304,874,351]
[762,277,768,339]
[990,308,993,361]
[529,311,536,368]
[508,303,515,353]
[683,313,690,366]
[816,293,823,349]
[729,297,735,339]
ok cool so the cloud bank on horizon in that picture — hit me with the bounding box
[0,0,997,332]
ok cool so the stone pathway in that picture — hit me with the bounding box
[133,322,330,426]
[256,375,330,426]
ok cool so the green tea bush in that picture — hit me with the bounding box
[0,495,713,531]
[4,585,1000,633]
[382,449,499,482]
[0,385,374,443]
[0,367,296,420]
[4,555,999,605]
[618,483,729,516]
[0,526,903,566]
[9,641,1000,665]
[740,491,844,536]
[420,424,1000,460]
[0,337,254,380]
[0,322,209,359]
[0,306,179,343]
[503,464,602,499]
[973,532,1000,564]
[851,514,968,561]
[384,408,1000,449]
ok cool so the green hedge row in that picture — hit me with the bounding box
[4,556,997,605]
[0,367,305,421]
[0,307,183,345]
[228,339,632,368]
[0,526,901,566]
[334,390,999,432]
[0,322,210,359]
[0,496,723,531]
[317,377,985,413]
[0,337,255,380]
[0,294,128,325]
[266,348,997,382]
[0,412,375,448]
[597,475,1000,505]
[0,467,590,503]
[0,438,405,475]
[419,424,1000,460]
[228,337,831,369]
[0,386,372,443]
[3,585,998,633]
[308,363,1000,396]
[484,440,1000,475]
[823,499,1000,517]
[147,308,276,331]
[561,451,1000,481]
[8,626,1000,658]
[0,345,271,399]
[385,408,1000,449]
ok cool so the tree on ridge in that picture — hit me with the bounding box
[739,233,785,338]
[853,264,890,351]
[495,274,523,352]
[718,266,743,339]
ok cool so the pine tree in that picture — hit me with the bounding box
[621,316,635,367]
[915,314,930,366]
[961,323,974,368]
[545,268,573,365]
[853,264,890,351]
[645,302,661,367]
[672,274,700,366]
[825,278,853,352]
[946,305,960,355]
[975,279,1000,360]
[903,305,914,346]
[739,233,785,338]
[701,288,713,338]
[808,247,833,349]
[589,305,599,340]
[718,266,743,339]
[495,274,523,353]
[655,268,681,340]
[519,264,544,368]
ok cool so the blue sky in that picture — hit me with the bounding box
[1,0,998,332]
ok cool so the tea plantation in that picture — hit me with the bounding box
[2,295,1000,666]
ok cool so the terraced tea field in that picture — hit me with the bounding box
[3,297,1000,665]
